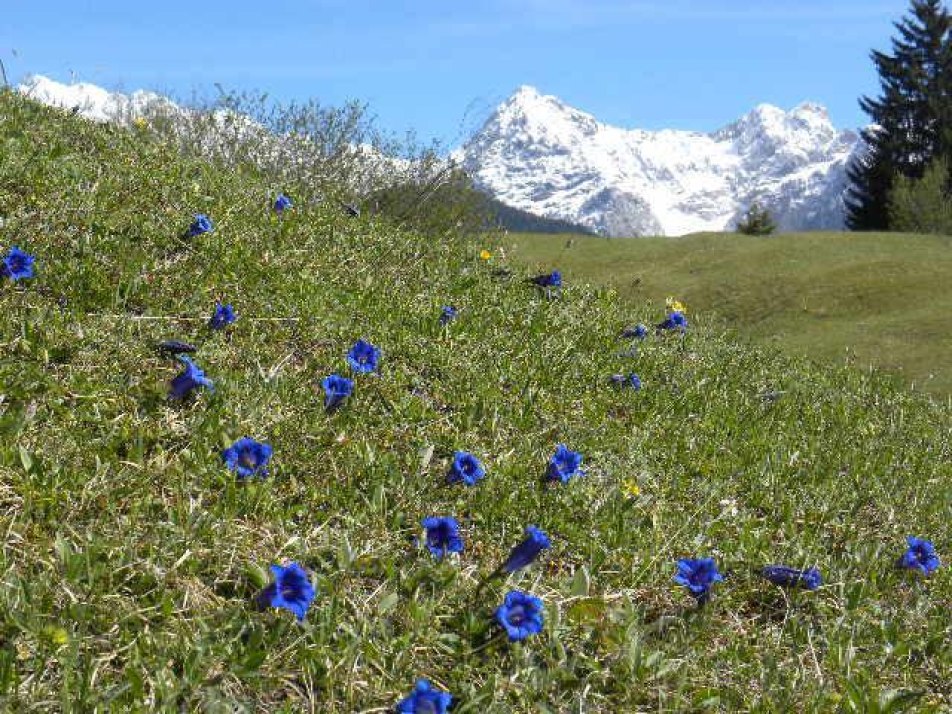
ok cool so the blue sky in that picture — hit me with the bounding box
[2,0,911,145]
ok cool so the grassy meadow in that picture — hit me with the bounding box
[508,230,952,399]
[0,91,951,711]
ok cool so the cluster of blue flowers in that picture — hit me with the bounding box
[317,338,379,411]
[15,201,945,713]
[671,536,941,606]
[174,221,395,625]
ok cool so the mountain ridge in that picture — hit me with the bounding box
[455,85,862,236]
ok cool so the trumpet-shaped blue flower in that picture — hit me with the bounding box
[187,213,214,237]
[674,557,723,603]
[760,565,822,590]
[439,305,458,325]
[273,194,293,213]
[609,373,642,390]
[500,525,551,574]
[347,339,381,374]
[495,590,544,642]
[622,323,648,339]
[447,451,485,486]
[528,270,562,288]
[169,355,214,399]
[222,437,273,479]
[322,374,354,411]
[395,679,452,714]
[900,536,941,575]
[256,562,315,621]
[422,517,464,559]
[658,311,688,332]
[208,303,237,330]
[546,444,584,483]
[2,246,35,281]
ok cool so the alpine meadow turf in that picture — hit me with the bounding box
[509,230,952,398]
[1,91,951,711]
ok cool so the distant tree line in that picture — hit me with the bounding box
[847,0,952,234]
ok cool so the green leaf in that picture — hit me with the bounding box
[418,444,434,473]
[569,565,590,597]
[566,597,606,626]
[244,563,270,590]
[880,689,925,714]
[377,592,400,614]
[18,445,32,472]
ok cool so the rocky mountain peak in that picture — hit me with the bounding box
[458,85,863,236]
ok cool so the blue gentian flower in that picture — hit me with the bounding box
[221,437,273,479]
[208,303,237,330]
[500,525,551,574]
[439,305,458,326]
[495,590,544,642]
[169,355,214,399]
[657,311,688,332]
[2,246,35,281]
[395,679,452,714]
[546,444,584,483]
[422,517,464,559]
[273,193,293,213]
[322,374,354,411]
[255,562,315,621]
[187,213,214,237]
[609,373,642,390]
[760,565,822,590]
[622,323,648,339]
[899,536,941,575]
[346,339,381,374]
[674,557,723,603]
[528,270,562,288]
[447,451,485,486]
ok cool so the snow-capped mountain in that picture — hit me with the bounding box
[455,86,863,236]
[17,75,176,122]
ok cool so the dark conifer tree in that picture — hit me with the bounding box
[846,0,952,230]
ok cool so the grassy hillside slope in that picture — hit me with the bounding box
[1,92,951,711]
[509,231,952,398]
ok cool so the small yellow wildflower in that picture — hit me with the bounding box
[479,249,492,261]
[666,297,687,314]
[42,626,69,646]
[133,117,148,130]
[621,478,641,498]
